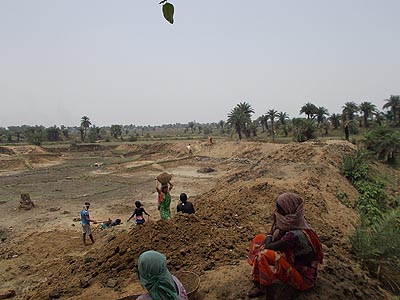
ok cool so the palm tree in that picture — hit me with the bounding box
[237,102,255,115]
[359,101,376,128]
[80,116,91,140]
[300,102,318,119]
[227,102,254,140]
[322,120,330,135]
[277,112,289,136]
[382,95,400,126]
[258,114,269,132]
[227,107,246,139]
[249,120,258,137]
[266,109,278,142]
[342,102,359,121]
[364,126,400,162]
[374,111,386,126]
[218,120,225,134]
[329,113,341,129]
[316,106,329,126]
[187,121,195,133]
[237,102,255,138]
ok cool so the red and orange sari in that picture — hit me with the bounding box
[248,229,323,291]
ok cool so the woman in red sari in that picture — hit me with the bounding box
[247,193,323,298]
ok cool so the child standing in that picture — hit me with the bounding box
[127,201,150,225]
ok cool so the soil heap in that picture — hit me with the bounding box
[13,141,396,299]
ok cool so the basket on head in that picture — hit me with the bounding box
[174,271,200,297]
[157,172,172,185]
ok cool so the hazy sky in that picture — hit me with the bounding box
[1,0,399,127]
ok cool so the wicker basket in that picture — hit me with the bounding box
[156,172,172,185]
[174,271,200,296]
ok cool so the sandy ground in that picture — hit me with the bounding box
[0,141,397,300]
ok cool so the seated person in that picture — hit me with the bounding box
[247,193,323,298]
[177,193,195,214]
[136,250,188,300]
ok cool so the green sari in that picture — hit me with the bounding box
[159,193,171,220]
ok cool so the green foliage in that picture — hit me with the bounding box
[382,95,400,126]
[80,116,91,140]
[24,126,45,146]
[329,113,341,129]
[129,135,138,142]
[162,2,174,24]
[335,191,352,208]
[46,126,61,142]
[6,130,12,142]
[350,209,400,293]
[359,101,376,128]
[342,150,390,225]
[364,126,400,163]
[227,102,254,140]
[292,118,316,142]
[342,101,359,121]
[88,126,101,143]
[341,150,369,183]
[344,149,400,292]
[29,135,44,146]
[299,102,318,119]
[110,125,123,139]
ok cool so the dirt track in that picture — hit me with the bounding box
[0,141,397,299]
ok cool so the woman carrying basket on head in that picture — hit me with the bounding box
[155,178,173,220]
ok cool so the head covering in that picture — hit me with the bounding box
[138,251,178,300]
[273,193,310,239]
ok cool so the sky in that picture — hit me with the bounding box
[0,0,399,127]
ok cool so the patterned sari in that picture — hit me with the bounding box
[248,229,323,291]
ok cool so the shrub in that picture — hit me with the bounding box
[350,209,400,294]
[363,126,400,163]
[342,150,389,225]
[292,119,317,142]
[342,150,370,184]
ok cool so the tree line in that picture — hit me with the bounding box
[227,95,400,141]
[1,95,399,151]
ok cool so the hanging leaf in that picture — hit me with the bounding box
[162,2,174,24]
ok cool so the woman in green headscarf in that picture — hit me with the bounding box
[136,250,188,300]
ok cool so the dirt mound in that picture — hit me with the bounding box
[114,144,136,152]
[0,146,62,172]
[123,143,181,158]
[0,147,15,155]
[8,145,47,155]
[70,144,111,152]
[26,140,392,300]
